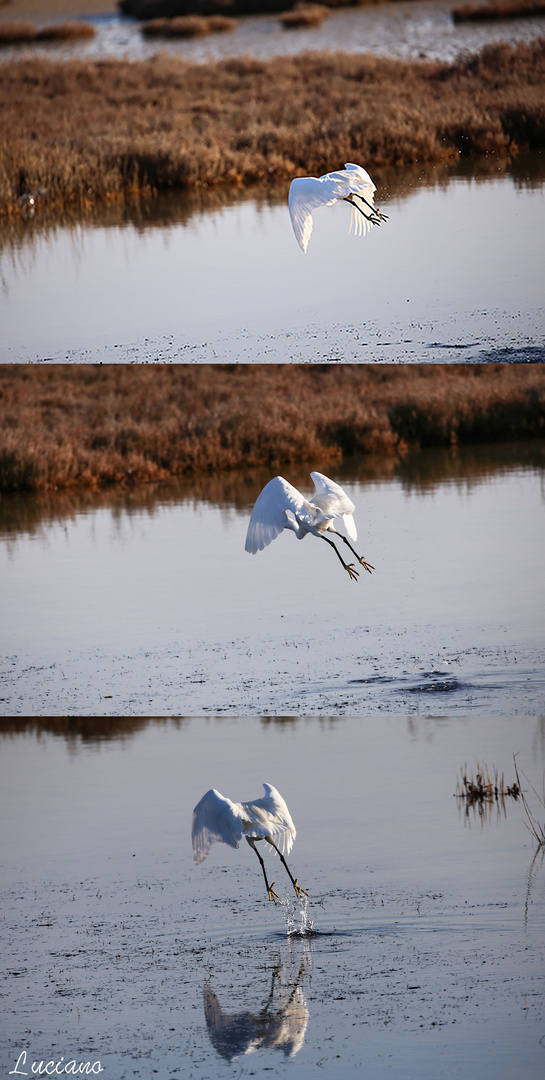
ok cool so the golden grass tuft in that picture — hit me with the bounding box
[0,20,96,44]
[37,22,97,40]
[0,20,37,41]
[0,365,544,493]
[142,13,237,34]
[143,14,213,35]
[279,2,331,27]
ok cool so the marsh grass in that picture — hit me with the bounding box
[279,3,331,27]
[1,38,544,216]
[456,762,520,825]
[457,762,520,804]
[0,20,95,43]
[142,14,236,34]
[1,365,544,492]
[513,755,545,849]
[37,21,96,39]
[452,0,545,20]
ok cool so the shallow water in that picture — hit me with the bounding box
[1,442,544,715]
[1,160,545,363]
[1,0,544,65]
[1,718,544,1079]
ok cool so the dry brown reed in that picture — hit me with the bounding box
[0,20,36,41]
[453,0,545,19]
[0,20,95,43]
[207,14,237,28]
[1,365,544,493]
[456,761,521,825]
[37,22,96,39]
[142,14,235,34]
[1,39,544,216]
[513,755,545,849]
[279,3,331,27]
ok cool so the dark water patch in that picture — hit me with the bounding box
[475,345,545,362]
[404,673,462,694]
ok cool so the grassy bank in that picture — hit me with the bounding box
[1,365,544,493]
[1,38,544,216]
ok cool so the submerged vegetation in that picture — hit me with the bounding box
[0,365,544,492]
[1,38,544,216]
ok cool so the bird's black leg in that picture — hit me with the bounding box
[338,534,375,574]
[246,837,280,904]
[344,195,387,226]
[265,837,308,899]
[353,192,389,222]
[321,535,360,582]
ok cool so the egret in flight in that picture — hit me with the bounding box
[288,162,388,253]
[192,783,307,905]
[245,471,374,582]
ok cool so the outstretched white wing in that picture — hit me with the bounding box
[289,163,379,251]
[310,471,358,540]
[245,476,315,553]
[288,175,342,254]
[192,784,297,865]
[241,783,296,856]
[192,788,244,865]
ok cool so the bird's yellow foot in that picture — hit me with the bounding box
[293,879,309,899]
[359,557,375,574]
[268,884,280,904]
[376,210,389,221]
[346,563,360,582]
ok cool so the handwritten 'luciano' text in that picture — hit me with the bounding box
[10,1051,104,1076]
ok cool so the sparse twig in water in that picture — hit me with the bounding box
[513,753,545,849]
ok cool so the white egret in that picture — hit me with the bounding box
[288,161,388,253]
[192,783,307,904]
[245,470,374,582]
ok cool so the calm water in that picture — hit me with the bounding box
[1,1,544,65]
[1,443,544,715]
[1,162,544,363]
[1,718,544,1079]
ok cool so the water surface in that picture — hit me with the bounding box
[1,442,544,714]
[1,0,544,64]
[1,718,544,1079]
[1,161,544,363]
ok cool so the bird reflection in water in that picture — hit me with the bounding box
[203,956,310,1062]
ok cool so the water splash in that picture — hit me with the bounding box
[280,894,315,937]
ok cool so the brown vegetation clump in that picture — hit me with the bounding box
[37,22,97,40]
[207,14,237,28]
[279,3,331,27]
[142,14,214,34]
[0,38,544,215]
[453,0,545,19]
[0,365,544,493]
[0,20,96,43]
[0,20,37,41]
